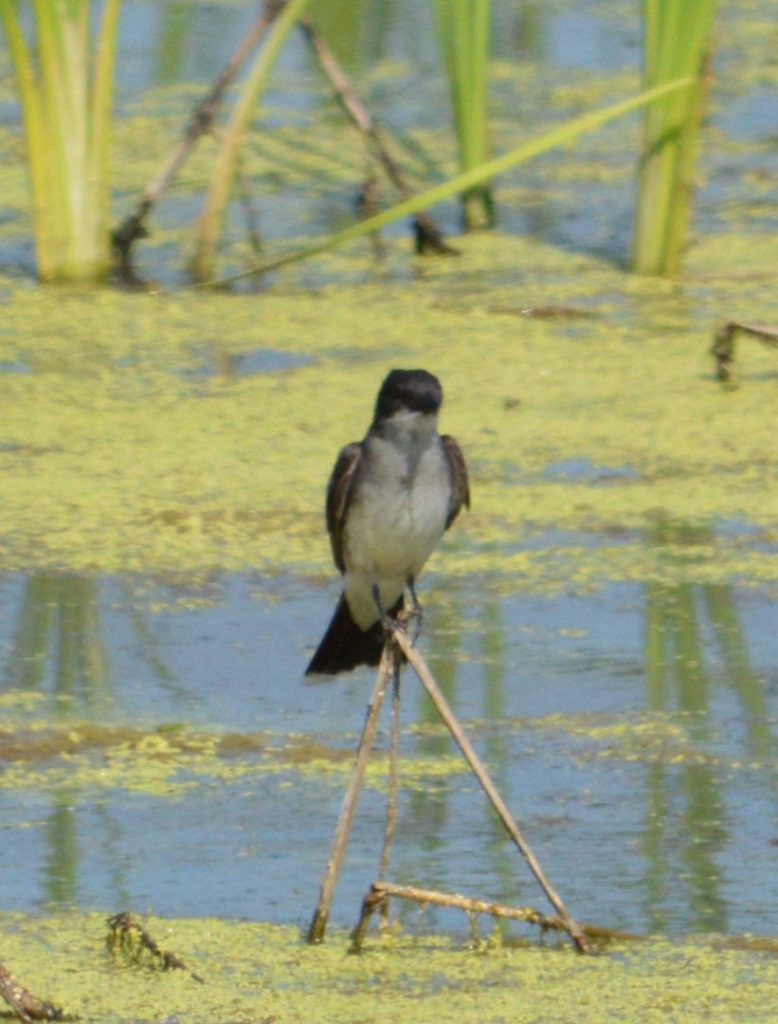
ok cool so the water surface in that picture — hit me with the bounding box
[1,0,778,952]
[2,567,777,940]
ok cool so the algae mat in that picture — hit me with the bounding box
[1,233,778,590]
[3,911,778,1024]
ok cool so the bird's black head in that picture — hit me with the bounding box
[372,368,443,425]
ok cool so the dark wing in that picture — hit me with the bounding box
[325,441,363,573]
[441,434,470,528]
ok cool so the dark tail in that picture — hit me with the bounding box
[305,593,402,676]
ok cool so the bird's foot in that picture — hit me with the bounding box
[372,584,400,639]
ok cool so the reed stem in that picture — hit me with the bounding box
[0,0,121,282]
[189,0,312,283]
[430,0,494,230]
[630,0,717,276]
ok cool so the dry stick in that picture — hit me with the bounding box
[351,881,634,950]
[306,643,397,944]
[376,663,402,928]
[391,627,591,955]
[0,965,34,1024]
[0,961,66,1024]
[352,880,554,949]
[111,2,279,277]
[296,17,456,255]
[711,320,778,383]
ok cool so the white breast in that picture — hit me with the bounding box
[342,422,451,629]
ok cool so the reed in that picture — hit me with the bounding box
[430,0,493,230]
[204,77,690,288]
[0,0,121,283]
[630,0,717,276]
[189,0,312,284]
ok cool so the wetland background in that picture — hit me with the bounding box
[1,0,778,988]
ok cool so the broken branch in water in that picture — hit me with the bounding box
[350,880,637,952]
[0,961,70,1024]
[106,911,204,983]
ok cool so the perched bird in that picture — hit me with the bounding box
[306,368,469,675]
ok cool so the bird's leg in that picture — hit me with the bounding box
[406,575,423,645]
[372,583,396,637]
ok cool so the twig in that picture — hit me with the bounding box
[376,662,402,928]
[350,881,636,951]
[350,881,553,952]
[306,642,398,944]
[711,320,778,383]
[355,174,386,261]
[297,16,457,255]
[234,157,264,260]
[111,2,279,279]
[390,626,591,954]
[106,911,204,983]
[0,962,69,1024]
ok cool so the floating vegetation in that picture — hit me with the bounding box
[0,720,468,799]
[3,910,778,1024]
[0,234,777,591]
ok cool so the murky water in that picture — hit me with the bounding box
[1,567,777,939]
[2,0,778,951]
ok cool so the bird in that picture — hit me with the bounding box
[305,368,469,675]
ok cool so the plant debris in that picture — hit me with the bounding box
[0,961,72,1024]
[711,320,778,383]
[106,912,204,984]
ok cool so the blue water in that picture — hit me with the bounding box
[1,569,777,940]
[2,0,778,944]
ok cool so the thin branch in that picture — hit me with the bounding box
[390,626,591,954]
[111,2,279,279]
[711,320,778,383]
[350,881,637,952]
[376,663,402,928]
[297,16,457,255]
[306,642,398,944]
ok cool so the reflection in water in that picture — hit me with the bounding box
[4,574,110,907]
[0,563,776,934]
[42,791,79,907]
[153,2,196,85]
[705,585,773,760]
[399,524,775,936]
[403,596,514,930]
[478,600,519,914]
[644,579,728,932]
[5,574,109,709]
[643,521,774,933]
